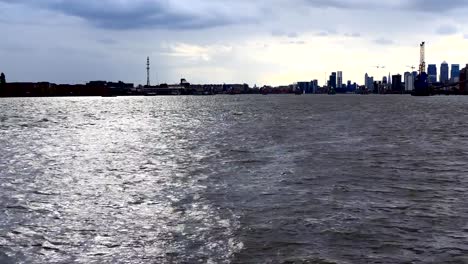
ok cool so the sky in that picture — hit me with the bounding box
[1,0,468,86]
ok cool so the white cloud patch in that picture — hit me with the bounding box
[163,43,233,62]
[436,24,459,35]
[272,30,299,38]
[373,38,395,45]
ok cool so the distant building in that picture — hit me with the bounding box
[365,73,374,91]
[337,71,343,90]
[329,72,337,89]
[440,61,449,83]
[412,71,418,80]
[460,64,468,93]
[311,80,319,93]
[391,74,403,92]
[107,81,134,95]
[383,76,388,84]
[451,64,460,83]
[428,64,437,83]
[348,82,357,92]
[297,82,310,94]
[439,61,449,83]
[404,72,414,91]
[296,81,319,94]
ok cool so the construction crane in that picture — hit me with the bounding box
[412,41,430,96]
[419,42,425,74]
[406,65,416,71]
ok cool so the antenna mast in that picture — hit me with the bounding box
[146,57,150,86]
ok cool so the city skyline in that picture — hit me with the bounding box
[1,0,468,86]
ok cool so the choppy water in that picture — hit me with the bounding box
[1,95,468,263]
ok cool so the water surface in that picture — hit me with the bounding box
[1,95,468,263]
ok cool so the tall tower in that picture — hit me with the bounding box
[337,71,343,89]
[365,73,369,88]
[146,56,150,87]
[440,61,449,83]
[419,42,425,74]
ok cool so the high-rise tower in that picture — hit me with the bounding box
[428,64,437,83]
[146,57,150,87]
[337,71,343,89]
[451,64,460,83]
[440,61,449,83]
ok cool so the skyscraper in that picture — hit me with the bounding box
[460,64,468,93]
[383,76,388,84]
[392,74,402,92]
[329,72,337,89]
[440,61,449,83]
[428,64,437,83]
[365,73,374,91]
[311,80,318,93]
[337,71,343,89]
[451,64,460,83]
[404,72,414,91]
[365,73,369,89]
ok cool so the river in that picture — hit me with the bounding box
[1,95,468,263]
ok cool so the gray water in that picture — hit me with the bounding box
[1,95,468,264]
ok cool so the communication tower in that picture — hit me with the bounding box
[146,57,150,87]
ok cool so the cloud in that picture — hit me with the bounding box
[304,0,468,13]
[0,0,259,30]
[315,29,337,37]
[272,30,299,38]
[316,32,330,36]
[345,32,361,37]
[97,38,118,45]
[406,0,468,13]
[162,43,233,62]
[3,0,468,86]
[436,24,459,35]
[304,0,378,9]
[373,38,394,45]
[288,40,306,45]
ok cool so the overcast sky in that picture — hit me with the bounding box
[1,0,468,86]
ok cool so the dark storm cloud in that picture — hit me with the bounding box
[406,0,468,12]
[0,0,253,29]
[3,0,468,32]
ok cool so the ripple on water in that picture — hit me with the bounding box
[1,96,468,263]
